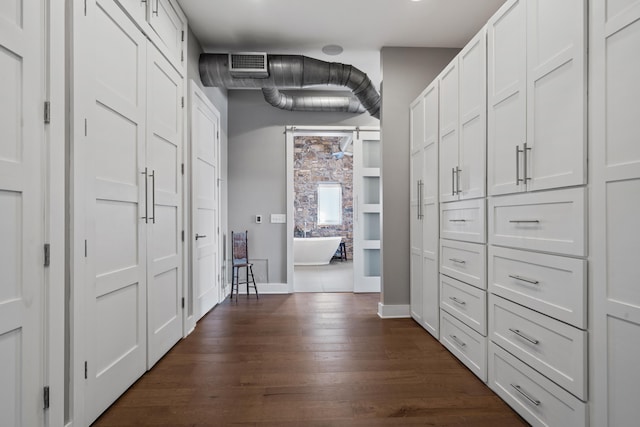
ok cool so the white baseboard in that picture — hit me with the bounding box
[230,282,289,295]
[377,302,411,318]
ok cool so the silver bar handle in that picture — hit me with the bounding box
[510,384,541,406]
[195,234,207,240]
[449,296,466,305]
[509,328,539,345]
[149,170,156,224]
[449,258,466,264]
[141,168,148,223]
[516,145,524,186]
[524,142,532,182]
[508,274,539,285]
[452,167,456,196]
[456,166,462,195]
[449,335,466,347]
[449,219,467,223]
[509,220,540,224]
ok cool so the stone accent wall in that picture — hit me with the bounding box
[294,135,353,259]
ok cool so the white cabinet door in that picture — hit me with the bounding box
[590,3,640,425]
[525,0,586,192]
[83,0,148,422]
[146,43,183,368]
[410,95,425,153]
[439,61,460,202]
[410,143,423,323]
[487,0,527,196]
[148,0,186,74]
[0,1,44,425]
[458,28,487,200]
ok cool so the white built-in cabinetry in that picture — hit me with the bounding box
[590,0,640,425]
[73,0,187,424]
[410,82,440,338]
[410,0,596,424]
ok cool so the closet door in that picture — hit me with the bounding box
[487,0,526,196]
[146,43,183,368]
[83,0,148,423]
[0,1,44,425]
[458,28,487,200]
[147,0,185,73]
[439,61,460,202]
[525,0,586,192]
[410,97,424,323]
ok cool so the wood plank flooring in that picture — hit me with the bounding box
[93,293,527,426]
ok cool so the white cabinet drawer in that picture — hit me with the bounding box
[440,275,487,335]
[488,188,586,256]
[441,198,486,243]
[489,343,587,427]
[441,239,487,289]
[489,296,587,399]
[440,310,487,381]
[489,246,586,328]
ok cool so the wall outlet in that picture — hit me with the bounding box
[271,214,286,223]
[255,214,262,224]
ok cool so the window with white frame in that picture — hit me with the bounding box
[317,183,342,225]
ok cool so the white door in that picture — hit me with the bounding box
[147,0,185,73]
[353,130,381,293]
[410,97,424,322]
[438,61,460,202]
[422,84,440,338]
[487,0,527,196]
[191,82,221,321]
[525,0,586,192]
[458,28,487,200]
[82,0,148,422]
[146,43,183,368]
[0,1,45,425]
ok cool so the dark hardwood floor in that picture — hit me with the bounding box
[93,293,527,426]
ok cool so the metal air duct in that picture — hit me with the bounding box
[199,53,381,119]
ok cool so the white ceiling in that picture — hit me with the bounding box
[178,0,506,88]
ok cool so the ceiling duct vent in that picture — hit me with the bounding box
[229,52,268,78]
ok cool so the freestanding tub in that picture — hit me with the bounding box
[294,237,342,266]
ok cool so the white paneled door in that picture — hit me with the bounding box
[83,0,148,422]
[146,44,183,369]
[191,82,221,322]
[0,0,44,425]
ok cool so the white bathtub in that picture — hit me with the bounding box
[294,237,342,266]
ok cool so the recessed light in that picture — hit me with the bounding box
[322,44,344,56]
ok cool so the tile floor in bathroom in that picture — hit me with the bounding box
[294,260,354,292]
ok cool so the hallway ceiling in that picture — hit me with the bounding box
[178,0,506,88]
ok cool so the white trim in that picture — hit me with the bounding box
[377,302,411,319]
[231,283,290,295]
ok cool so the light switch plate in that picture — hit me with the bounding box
[255,215,262,224]
[270,214,286,223]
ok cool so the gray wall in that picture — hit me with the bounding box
[379,47,459,306]
[228,90,377,283]
[187,30,230,284]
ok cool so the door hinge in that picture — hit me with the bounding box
[181,163,184,175]
[181,50,184,62]
[217,130,219,139]
[84,361,88,379]
[356,126,360,139]
[181,96,184,108]
[84,0,87,16]
[181,230,184,242]
[217,226,220,235]
[181,297,185,309]
[84,240,87,258]
[84,118,87,136]
[44,243,50,267]
[44,101,51,124]
[43,386,50,409]
[181,30,185,42]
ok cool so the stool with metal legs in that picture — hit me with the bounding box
[230,230,258,300]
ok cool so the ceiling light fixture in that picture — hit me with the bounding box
[322,44,344,56]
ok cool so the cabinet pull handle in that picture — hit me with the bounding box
[452,167,456,196]
[450,335,466,347]
[153,0,159,16]
[508,274,539,285]
[141,168,148,223]
[456,166,462,195]
[509,328,539,345]
[149,170,156,223]
[510,384,541,406]
[449,258,466,264]
[508,219,539,224]
[524,142,532,182]
[516,145,524,185]
[449,296,466,305]
[449,219,467,223]
[195,234,207,240]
